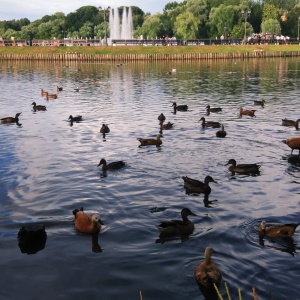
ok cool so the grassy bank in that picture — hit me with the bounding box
[0,44,299,55]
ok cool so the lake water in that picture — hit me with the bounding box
[0,57,299,300]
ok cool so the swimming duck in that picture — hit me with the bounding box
[97,158,125,172]
[138,134,162,146]
[165,71,172,76]
[182,175,217,196]
[195,247,222,290]
[282,119,300,130]
[100,124,110,138]
[216,125,226,138]
[45,92,57,100]
[225,159,261,175]
[74,87,80,92]
[254,100,265,107]
[72,207,104,234]
[0,112,22,124]
[258,220,300,238]
[41,89,48,96]
[283,137,300,155]
[157,208,197,237]
[206,105,222,114]
[68,115,82,122]
[159,121,173,130]
[239,107,256,117]
[172,102,188,112]
[158,113,166,122]
[199,117,221,128]
[32,102,46,111]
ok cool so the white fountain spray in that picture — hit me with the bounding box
[109,7,133,44]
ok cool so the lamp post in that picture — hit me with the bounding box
[98,6,111,46]
[298,16,300,42]
[224,27,227,45]
[241,8,251,43]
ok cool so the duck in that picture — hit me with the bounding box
[199,117,221,128]
[138,134,162,146]
[56,86,63,92]
[182,175,217,196]
[97,158,125,172]
[68,115,82,122]
[157,208,197,237]
[216,125,226,138]
[32,102,46,111]
[282,119,300,130]
[72,207,104,234]
[283,137,300,155]
[45,92,57,100]
[100,124,110,138]
[1,112,22,124]
[159,121,173,130]
[254,99,265,107]
[225,159,261,175]
[165,71,172,76]
[41,89,48,96]
[239,107,256,117]
[195,247,222,290]
[206,105,222,114]
[172,102,188,112]
[74,87,80,92]
[158,113,166,122]
[258,220,300,238]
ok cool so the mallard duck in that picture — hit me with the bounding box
[199,117,221,128]
[195,247,222,290]
[258,220,300,238]
[206,105,222,113]
[182,175,217,196]
[157,208,197,237]
[159,121,173,130]
[254,100,265,107]
[138,134,162,146]
[0,112,22,124]
[283,137,300,155]
[72,207,104,234]
[68,115,82,122]
[225,159,261,175]
[32,102,46,111]
[158,113,166,122]
[45,92,57,99]
[56,86,63,92]
[239,107,256,117]
[216,125,226,138]
[41,89,48,96]
[282,119,300,130]
[172,102,188,112]
[97,158,125,172]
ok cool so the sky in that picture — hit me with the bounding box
[0,0,183,21]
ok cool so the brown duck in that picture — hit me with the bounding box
[158,113,166,122]
[41,89,48,96]
[172,102,188,112]
[72,207,104,234]
[258,220,300,238]
[195,247,222,290]
[199,117,221,128]
[1,112,22,124]
[206,105,222,114]
[254,100,265,107]
[45,92,57,99]
[239,107,256,117]
[138,134,162,146]
[225,159,261,175]
[282,119,300,130]
[159,121,173,130]
[157,208,197,237]
[56,86,63,92]
[32,102,46,111]
[100,124,110,138]
[97,158,125,172]
[283,137,300,155]
[216,125,226,138]
[182,175,217,196]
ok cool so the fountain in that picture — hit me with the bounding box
[109,7,134,44]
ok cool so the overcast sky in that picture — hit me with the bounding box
[0,0,183,21]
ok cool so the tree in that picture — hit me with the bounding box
[174,11,200,39]
[261,18,280,34]
[262,4,279,21]
[79,21,93,38]
[134,13,165,39]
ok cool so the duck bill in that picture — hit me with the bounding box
[98,219,104,225]
[212,180,218,184]
[190,211,197,216]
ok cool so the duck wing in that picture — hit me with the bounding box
[107,161,125,169]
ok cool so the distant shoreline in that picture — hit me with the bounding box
[0,45,299,61]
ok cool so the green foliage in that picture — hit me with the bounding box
[261,19,280,34]
[134,14,164,39]
[262,4,279,21]
[174,11,200,39]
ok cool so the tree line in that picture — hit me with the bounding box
[0,0,299,42]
